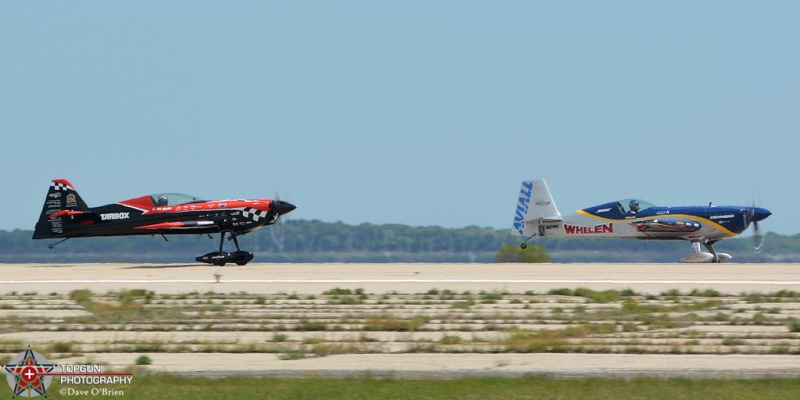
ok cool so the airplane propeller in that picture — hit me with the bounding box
[269,214,285,252]
[747,196,770,254]
[268,194,296,252]
[752,219,764,254]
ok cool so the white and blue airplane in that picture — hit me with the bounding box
[511,179,771,263]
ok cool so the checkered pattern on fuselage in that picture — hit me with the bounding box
[242,207,269,222]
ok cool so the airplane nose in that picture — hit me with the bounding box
[272,200,297,215]
[752,207,771,222]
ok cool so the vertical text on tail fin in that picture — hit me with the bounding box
[512,181,534,235]
[511,179,562,237]
[33,179,89,239]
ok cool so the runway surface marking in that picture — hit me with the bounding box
[2,279,800,284]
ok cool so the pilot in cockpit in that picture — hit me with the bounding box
[157,195,169,206]
[627,200,640,214]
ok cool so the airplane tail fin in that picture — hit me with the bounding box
[510,179,562,237]
[33,179,89,239]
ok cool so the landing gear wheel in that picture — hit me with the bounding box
[520,243,527,249]
[230,251,254,266]
[196,231,254,266]
[197,251,230,265]
[47,238,69,249]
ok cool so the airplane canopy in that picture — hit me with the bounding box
[150,193,206,207]
[581,199,656,219]
[618,198,655,214]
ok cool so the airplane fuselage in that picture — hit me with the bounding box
[540,204,762,242]
[39,198,277,239]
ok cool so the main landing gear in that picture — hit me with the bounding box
[678,240,732,263]
[196,231,254,266]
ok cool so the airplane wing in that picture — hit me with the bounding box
[631,219,701,233]
[134,221,217,230]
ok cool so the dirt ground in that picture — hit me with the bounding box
[2,262,799,378]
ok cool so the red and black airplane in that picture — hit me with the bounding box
[33,178,296,266]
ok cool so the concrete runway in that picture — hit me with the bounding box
[2,262,800,294]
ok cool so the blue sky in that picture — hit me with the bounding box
[2,2,798,236]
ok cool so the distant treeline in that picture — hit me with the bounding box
[1,219,798,263]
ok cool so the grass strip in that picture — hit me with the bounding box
[53,375,800,400]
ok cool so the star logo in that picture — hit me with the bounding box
[4,347,55,398]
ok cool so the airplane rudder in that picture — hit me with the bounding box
[33,179,85,239]
[510,179,562,237]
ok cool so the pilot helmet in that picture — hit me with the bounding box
[629,199,639,210]
[158,195,168,206]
